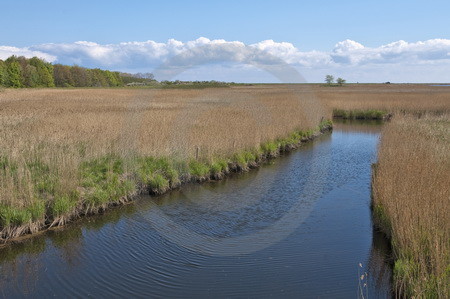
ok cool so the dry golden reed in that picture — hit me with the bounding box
[373,113,450,297]
[318,83,450,114]
[0,85,327,217]
[0,86,325,158]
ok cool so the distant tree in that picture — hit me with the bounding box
[53,64,74,87]
[336,77,346,86]
[91,69,109,87]
[71,65,90,87]
[325,75,334,85]
[29,57,55,87]
[22,64,40,87]
[104,70,120,87]
[113,72,123,86]
[0,60,6,86]
[5,58,23,88]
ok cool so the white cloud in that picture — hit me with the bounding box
[1,38,450,82]
[0,46,57,62]
[330,38,450,65]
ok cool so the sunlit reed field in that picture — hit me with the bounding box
[0,85,328,239]
[318,83,450,114]
[0,86,326,158]
[373,114,450,297]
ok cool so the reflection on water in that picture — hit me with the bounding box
[367,229,393,296]
[0,122,392,298]
[333,119,384,134]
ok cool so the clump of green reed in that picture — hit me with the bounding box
[188,160,210,178]
[0,155,59,228]
[333,109,388,120]
[0,203,43,228]
[260,141,279,157]
[319,119,333,131]
[50,193,78,218]
[209,158,229,176]
[80,155,135,208]
[137,156,181,192]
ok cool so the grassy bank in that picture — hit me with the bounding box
[372,114,450,297]
[0,120,332,241]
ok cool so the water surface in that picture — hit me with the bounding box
[0,121,392,298]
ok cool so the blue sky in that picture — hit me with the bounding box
[1,0,450,82]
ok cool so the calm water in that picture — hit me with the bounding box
[0,121,392,298]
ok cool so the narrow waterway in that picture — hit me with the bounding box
[0,121,392,298]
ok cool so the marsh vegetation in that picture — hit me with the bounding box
[0,83,449,298]
[372,114,450,297]
[0,86,329,240]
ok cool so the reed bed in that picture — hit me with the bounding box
[1,84,449,297]
[317,84,450,116]
[0,86,329,240]
[372,113,450,297]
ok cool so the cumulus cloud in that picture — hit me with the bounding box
[1,37,450,82]
[0,46,57,62]
[330,38,450,65]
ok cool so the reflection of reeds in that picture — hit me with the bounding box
[372,113,450,297]
[333,119,383,135]
[367,229,393,298]
[0,237,45,296]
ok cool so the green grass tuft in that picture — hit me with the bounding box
[188,160,210,177]
[148,173,169,191]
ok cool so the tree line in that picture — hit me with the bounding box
[0,56,153,88]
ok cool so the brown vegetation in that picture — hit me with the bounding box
[372,114,450,297]
[0,85,328,240]
[1,84,449,297]
[318,83,450,115]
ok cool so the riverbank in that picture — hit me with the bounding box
[372,114,449,298]
[0,120,332,243]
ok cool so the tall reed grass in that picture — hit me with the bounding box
[318,84,450,115]
[372,114,450,297]
[0,86,329,239]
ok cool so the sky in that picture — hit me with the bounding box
[1,0,449,82]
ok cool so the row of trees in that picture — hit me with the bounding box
[0,56,55,88]
[0,56,153,88]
